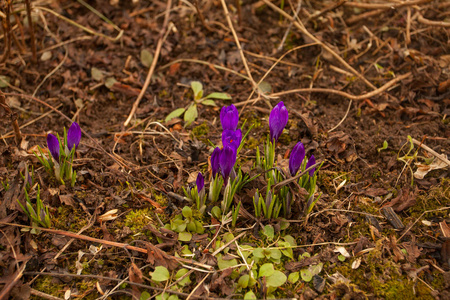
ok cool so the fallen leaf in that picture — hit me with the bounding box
[414,154,449,179]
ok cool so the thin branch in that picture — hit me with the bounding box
[25,0,37,63]
[262,0,376,90]
[344,0,433,9]
[124,0,172,127]
[417,14,450,27]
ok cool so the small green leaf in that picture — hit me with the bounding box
[165,108,185,123]
[0,75,10,88]
[182,206,192,218]
[217,254,238,270]
[175,268,191,286]
[266,270,287,287]
[279,241,293,259]
[259,263,275,278]
[284,235,296,247]
[269,249,282,260]
[105,77,117,89]
[252,248,265,258]
[338,254,346,262]
[288,272,300,284]
[140,291,151,300]
[205,92,231,100]
[191,81,203,100]
[91,67,104,81]
[200,99,217,106]
[280,219,290,230]
[211,206,221,220]
[309,263,323,276]
[300,268,313,282]
[263,225,274,240]
[244,291,257,300]
[178,231,192,242]
[184,104,198,126]
[377,140,388,153]
[238,274,249,288]
[168,296,179,300]
[140,49,154,67]
[151,266,170,282]
[258,81,272,94]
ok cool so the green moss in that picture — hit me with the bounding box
[330,240,435,300]
[54,205,87,232]
[409,178,450,220]
[124,208,153,232]
[32,276,65,299]
[192,122,209,140]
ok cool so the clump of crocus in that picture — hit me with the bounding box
[35,122,81,187]
[269,101,288,143]
[220,104,239,131]
[183,172,207,213]
[17,185,51,228]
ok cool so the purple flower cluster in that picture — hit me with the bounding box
[210,104,241,183]
[47,122,81,162]
[288,141,316,177]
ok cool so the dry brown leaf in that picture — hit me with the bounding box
[414,155,449,179]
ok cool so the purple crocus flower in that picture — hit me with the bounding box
[46,134,60,162]
[305,154,316,177]
[289,142,305,176]
[220,104,239,131]
[196,172,204,193]
[67,122,81,151]
[222,129,242,151]
[211,147,221,177]
[269,101,288,143]
[219,145,237,183]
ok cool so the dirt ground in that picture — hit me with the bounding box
[0,0,449,299]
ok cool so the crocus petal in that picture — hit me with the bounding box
[305,154,316,177]
[211,147,221,177]
[289,142,305,176]
[222,129,242,151]
[219,146,237,182]
[46,134,60,162]
[196,172,204,192]
[269,101,289,143]
[67,122,82,151]
[220,104,239,131]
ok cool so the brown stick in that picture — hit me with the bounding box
[124,0,172,127]
[344,0,432,9]
[0,90,22,145]
[417,14,450,27]
[262,0,376,90]
[308,0,347,21]
[0,221,213,271]
[25,0,37,63]
[1,0,11,63]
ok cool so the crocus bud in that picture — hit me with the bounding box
[196,172,204,193]
[47,134,60,162]
[222,129,242,152]
[305,154,316,177]
[219,145,237,183]
[289,142,305,176]
[67,122,82,151]
[211,147,221,177]
[269,101,288,143]
[220,104,239,131]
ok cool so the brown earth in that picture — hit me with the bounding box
[0,0,449,299]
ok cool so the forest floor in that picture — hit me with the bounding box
[0,0,449,299]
